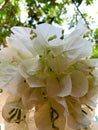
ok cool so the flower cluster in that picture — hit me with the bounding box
[0,20,98,130]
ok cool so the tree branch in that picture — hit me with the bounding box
[72,0,91,31]
[0,0,10,10]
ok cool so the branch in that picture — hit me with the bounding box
[0,0,10,10]
[72,0,91,31]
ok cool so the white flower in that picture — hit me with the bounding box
[5,121,28,130]
[34,98,66,130]
[66,96,91,130]
[0,92,9,123]
[0,19,97,130]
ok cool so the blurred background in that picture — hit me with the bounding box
[0,0,98,48]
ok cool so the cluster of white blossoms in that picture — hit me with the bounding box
[0,20,98,130]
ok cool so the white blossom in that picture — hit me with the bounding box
[0,20,98,130]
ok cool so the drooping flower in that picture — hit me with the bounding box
[0,19,98,130]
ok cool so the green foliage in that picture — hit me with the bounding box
[91,28,98,58]
[94,28,98,44]
[85,0,93,5]
[0,0,4,5]
[92,45,98,58]
[26,0,67,26]
[0,0,23,45]
[0,0,96,48]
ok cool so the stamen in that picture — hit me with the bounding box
[82,109,87,115]
[30,30,37,40]
[48,35,57,41]
[50,107,59,130]
[86,105,93,111]
[9,108,16,115]
[60,30,64,40]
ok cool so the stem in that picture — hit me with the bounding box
[72,0,91,30]
[0,0,10,10]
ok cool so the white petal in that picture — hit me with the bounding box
[47,54,70,74]
[22,87,47,109]
[67,114,81,130]
[65,39,92,63]
[26,76,45,88]
[37,23,62,41]
[90,121,98,130]
[58,75,72,97]
[49,98,65,116]
[80,78,98,107]
[19,59,45,88]
[47,38,64,57]
[34,103,54,130]
[86,77,98,100]
[34,99,66,130]
[0,47,22,63]
[6,36,32,58]
[76,19,88,35]
[66,96,91,129]
[76,114,91,127]
[11,26,32,39]
[19,58,41,78]
[27,110,38,130]
[2,96,25,123]
[80,96,96,107]
[63,19,91,51]
[10,26,46,58]
[0,92,9,122]
[11,27,34,52]
[55,97,69,116]
[7,73,29,96]
[5,121,28,130]
[0,63,17,89]
[31,33,47,56]
[49,98,66,130]
[63,20,92,61]
[71,70,88,97]
[67,114,91,130]
[84,59,98,67]
[0,47,22,89]
[46,76,60,97]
